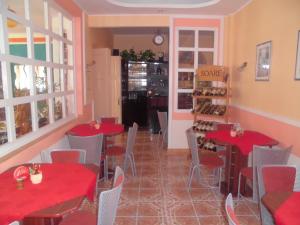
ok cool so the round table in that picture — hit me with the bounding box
[68,123,124,137]
[0,163,96,225]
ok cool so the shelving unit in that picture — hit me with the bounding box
[192,65,230,122]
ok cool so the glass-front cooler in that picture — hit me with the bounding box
[128,62,148,91]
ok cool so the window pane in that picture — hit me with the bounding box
[37,100,49,128]
[0,108,8,145]
[179,30,194,48]
[8,21,28,58]
[33,33,46,61]
[65,95,74,116]
[198,31,214,48]
[178,72,194,89]
[178,51,194,69]
[11,63,31,97]
[5,0,25,18]
[51,39,61,64]
[52,68,61,92]
[29,0,45,28]
[178,93,193,109]
[64,70,74,91]
[63,17,72,41]
[198,52,214,66]
[50,7,61,35]
[0,63,4,99]
[54,97,62,121]
[35,66,48,94]
[14,103,32,137]
[63,44,73,66]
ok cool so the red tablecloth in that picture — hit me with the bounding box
[205,130,278,155]
[68,123,124,137]
[275,192,300,225]
[0,163,96,225]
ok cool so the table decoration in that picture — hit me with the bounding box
[29,164,42,184]
[13,165,30,189]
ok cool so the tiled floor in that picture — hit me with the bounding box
[97,131,261,225]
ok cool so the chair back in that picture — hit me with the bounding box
[258,165,296,195]
[9,222,20,225]
[257,165,296,225]
[50,149,86,164]
[186,128,200,166]
[251,145,292,201]
[225,193,241,225]
[97,166,124,225]
[68,134,103,165]
[125,125,137,155]
[99,117,117,124]
[157,111,168,133]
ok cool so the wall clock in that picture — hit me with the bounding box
[153,34,164,46]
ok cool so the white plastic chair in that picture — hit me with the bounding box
[41,149,86,164]
[186,128,223,190]
[257,165,296,225]
[106,122,138,176]
[9,222,20,225]
[225,193,241,225]
[157,111,168,147]
[123,122,138,176]
[59,166,125,225]
[67,134,104,166]
[237,145,291,202]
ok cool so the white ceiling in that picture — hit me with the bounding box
[75,0,251,15]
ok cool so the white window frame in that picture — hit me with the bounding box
[174,27,218,112]
[0,0,76,157]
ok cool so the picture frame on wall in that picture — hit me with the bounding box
[255,41,272,81]
[295,30,300,80]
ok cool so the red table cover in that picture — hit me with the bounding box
[0,163,96,225]
[68,123,124,137]
[205,130,278,155]
[275,192,300,225]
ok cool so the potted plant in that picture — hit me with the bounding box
[29,164,43,184]
[120,49,138,61]
[138,49,155,62]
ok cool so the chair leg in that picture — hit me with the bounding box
[104,156,108,181]
[131,152,137,176]
[129,155,135,176]
[188,166,196,191]
[218,168,222,191]
[237,172,242,201]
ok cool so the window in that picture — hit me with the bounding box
[175,28,217,111]
[0,0,76,157]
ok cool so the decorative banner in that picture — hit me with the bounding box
[196,65,228,82]
[13,166,29,180]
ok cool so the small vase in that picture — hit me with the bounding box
[30,173,43,184]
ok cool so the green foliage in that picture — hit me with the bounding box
[121,49,156,62]
[138,49,156,62]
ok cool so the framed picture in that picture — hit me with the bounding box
[255,41,272,81]
[295,30,300,80]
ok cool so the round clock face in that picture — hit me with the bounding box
[153,34,164,45]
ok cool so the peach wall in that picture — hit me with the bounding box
[224,0,300,155]
[225,0,300,121]
[88,15,169,28]
[113,34,169,59]
[230,106,300,156]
